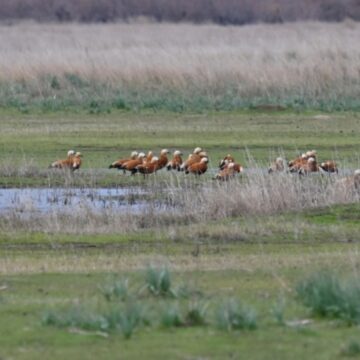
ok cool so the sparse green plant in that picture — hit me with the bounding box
[216,299,257,332]
[116,303,147,339]
[144,267,176,298]
[43,302,149,339]
[160,303,184,328]
[50,75,61,90]
[296,271,360,324]
[174,284,194,299]
[340,339,360,357]
[42,307,109,332]
[271,297,286,326]
[100,278,129,302]
[64,73,88,88]
[185,301,208,326]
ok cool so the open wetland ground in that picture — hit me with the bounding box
[0,109,360,359]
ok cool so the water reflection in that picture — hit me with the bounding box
[0,187,147,214]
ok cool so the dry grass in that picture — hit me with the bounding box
[0,244,358,275]
[164,171,360,227]
[0,158,40,177]
[0,22,359,109]
[0,170,358,236]
[0,244,359,275]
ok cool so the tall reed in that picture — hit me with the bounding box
[0,22,359,111]
[0,170,358,235]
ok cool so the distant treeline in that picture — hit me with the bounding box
[0,0,359,24]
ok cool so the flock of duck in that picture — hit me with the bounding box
[49,147,240,180]
[49,148,360,188]
[109,147,214,176]
[268,150,338,175]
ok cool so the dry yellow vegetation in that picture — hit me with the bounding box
[0,21,359,111]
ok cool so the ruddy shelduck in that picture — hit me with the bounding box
[155,149,170,170]
[71,152,83,171]
[180,149,208,172]
[219,154,235,170]
[122,153,146,174]
[49,150,78,170]
[185,157,209,175]
[109,151,138,170]
[268,157,286,173]
[166,150,183,171]
[319,160,338,174]
[136,156,159,177]
[289,150,317,171]
[145,151,154,163]
[215,162,241,181]
[298,157,319,175]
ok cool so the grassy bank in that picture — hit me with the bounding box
[1,243,360,359]
[0,22,360,112]
[0,203,358,248]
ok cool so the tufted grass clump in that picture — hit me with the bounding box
[100,277,129,302]
[340,339,360,357]
[215,299,257,332]
[42,307,109,332]
[144,267,177,298]
[43,302,149,339]
[185,301,209,326]
[271,297,286,326]
[296,271,360,325]
[105,303,149,339]
[160,303,184,328]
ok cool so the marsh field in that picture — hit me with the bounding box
[1,22,360,360]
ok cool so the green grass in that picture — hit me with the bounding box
[304,204,360,226]
[0,110,359,188]
[215,298,257,331]
[1,251,360,359]
[296,271,360,324]
[160,304,184,328]
[341,340,360,357]
[99,277,129,302]
[1,75,360,114]
[144,267,177,298]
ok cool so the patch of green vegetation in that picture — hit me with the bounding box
[99,277,130,302]
[1,76,360,114]
[160,304,184,328]
[184,301,209,326]
[0,231,163,248]
[144,267,176,298]
[216,298,257,331]
[304,204,360,226]
[341,339,360,357]
[0,110,359,188]
[1,260,360,359]
[297,271,360,325]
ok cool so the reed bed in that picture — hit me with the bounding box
[0,22,359,111]
[0,170,358,236]
[0,158,40,178]
[173,172,359,221]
